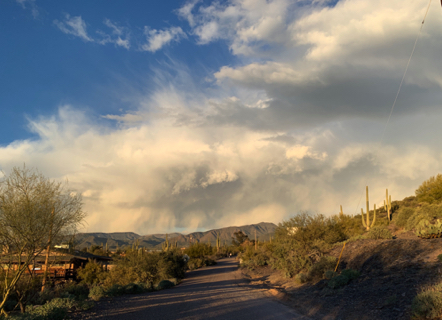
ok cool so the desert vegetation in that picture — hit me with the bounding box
[4,166,442,319]
[0,167,188,319]
[237,173,442,319]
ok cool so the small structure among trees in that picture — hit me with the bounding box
[0,166,86,316]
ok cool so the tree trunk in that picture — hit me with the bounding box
[41,208,54,292]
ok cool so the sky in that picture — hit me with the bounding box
[1,0,442,235]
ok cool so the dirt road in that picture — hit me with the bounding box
[74,258,309,320]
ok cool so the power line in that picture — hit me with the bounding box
[352,0,433,215]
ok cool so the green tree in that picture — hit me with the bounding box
[231,231,248,246]
[0,166,85,315]
[416,174,442,204]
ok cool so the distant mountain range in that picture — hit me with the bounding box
[74,222,277,250]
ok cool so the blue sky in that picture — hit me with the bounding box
[2,0,442,234]
[1,0,234,143]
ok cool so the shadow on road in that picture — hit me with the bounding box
[75,258,307,320]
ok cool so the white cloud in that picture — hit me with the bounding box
[54,15,93,42]
[2,87,442,234]
[7,0,442,235]
[54,15,131,49]
[199,0,442,129]
[141,26,187,52]
[179,0,292,54]
[98,19,131,49]
[15,0,39,18]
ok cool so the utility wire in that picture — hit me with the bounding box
[352,0,433,215]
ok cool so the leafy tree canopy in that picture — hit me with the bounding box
[416,174,442,204]
[231,230,248,246]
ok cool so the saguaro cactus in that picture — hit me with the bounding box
[216,233,221,253]
[361,186,376,230]
[255,230,257,251]
[386,189,392,222]
[162,234,169,252]
[339,205,344,217]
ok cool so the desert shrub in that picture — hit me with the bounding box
[156,280,175,290]
[402,196,419,207]
[105,284,125,297]
[366,226,392,240]
[77,260,106,286]
[437,254,442,262]
[311,239,332,253]
[411,283,442,319]
[328,274,349,289]
[307,256,337,281]
[270,212,361,277]
[184,243,214,258]
[187,257,216,270]
[123,283,147,294]
[156,250,187,280]
[88,286,106,301]
[104,250,186,288]
[60,282,89,301]
[341,268,360,280]
[270,238,312,278]
[32,289,56,306]
[416,174,442,204]
[294,273,308,284]
[406,203,442,231]
[415,219,442,238]
[346,234,366,243]
[393,207,415,228]
[27,297,74,320]
[324,270,337,280]
[238,245,271,269]
[327,269,359,289]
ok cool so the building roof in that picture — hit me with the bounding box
[0,251,112,263]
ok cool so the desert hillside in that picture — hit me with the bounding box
[75,222,277,250]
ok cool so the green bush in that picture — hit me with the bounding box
[437,254,442,262]
[3,297,90,320]
[294,273,308,284]
[77,260,106,286]
[327,269,359,289]
[123,283,147,294]
[307,256,337,281]
[411,283,442,319]
[341,268,360,281]
[238,245,271,269]
[60,282,89,301]
[393,207,415,228]
[187,257,216,270]
[28,298,73,320]
[327,274,349,289]
[415,219,442,238]
[324,270,337,280]
[184,243,215,258]
[105,284,125,297]
[416,174,442,204]
[88,286,106,301]
[406,203,442,231]
[366,226,392,240]
[156,280,175,290]
[102,250,186,288]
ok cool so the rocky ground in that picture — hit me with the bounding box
[241,232,442,320]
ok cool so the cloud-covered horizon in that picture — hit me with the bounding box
[3,0,442,234]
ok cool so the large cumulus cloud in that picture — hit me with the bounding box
[2,0,442,234]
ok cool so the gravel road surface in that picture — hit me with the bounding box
[74,258,309,320]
